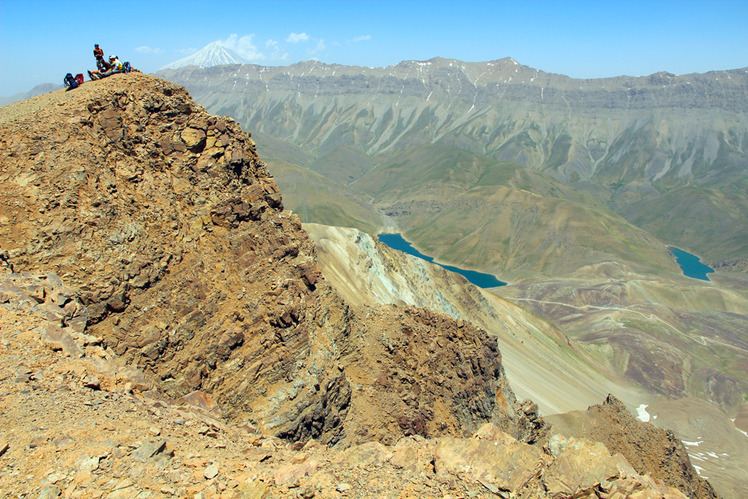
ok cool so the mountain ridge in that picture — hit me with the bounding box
[157,58,748,265]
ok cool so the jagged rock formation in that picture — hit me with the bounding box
[0,285,687,497]
[0,72,543,446]
[547,395,717,499]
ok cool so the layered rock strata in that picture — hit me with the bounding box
[0,73,541,445]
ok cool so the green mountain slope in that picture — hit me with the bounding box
[266,158,383,234]
[349,144,676,279]
[159,59,748,265]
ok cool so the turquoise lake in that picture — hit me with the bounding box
[670,247,714,281]
[377,233,507,288]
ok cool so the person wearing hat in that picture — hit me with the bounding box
[88,54,122,80]
[91,55,125,80]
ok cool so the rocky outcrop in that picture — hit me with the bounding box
[0,72,543,447]
[0,295,684,498]
[0,284,684,497]
[304,223,635,415]
[547,395,718,499]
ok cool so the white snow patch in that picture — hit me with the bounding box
[682,440,702,447]
[636,404,650,423]
[692,465,708,478]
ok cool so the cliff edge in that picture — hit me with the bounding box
[0,72,541,446]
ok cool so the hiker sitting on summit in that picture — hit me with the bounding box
[88,55,125,80]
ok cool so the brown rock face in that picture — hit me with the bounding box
[547,395,718,499]
[0,73,543,446]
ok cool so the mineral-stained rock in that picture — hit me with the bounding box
[0,72,545,447]
[177,390,217,412]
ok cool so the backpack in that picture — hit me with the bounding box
[64,73,78,89]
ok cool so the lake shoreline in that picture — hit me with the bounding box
[669,247,714,281]
[377,233,507,289]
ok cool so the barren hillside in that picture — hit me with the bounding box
[0,72,716,498]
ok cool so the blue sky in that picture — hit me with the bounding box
[1,0,747,97]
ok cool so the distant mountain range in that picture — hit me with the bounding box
[0,83,61,107]
[159,41,247,70]
[156,58,748,269]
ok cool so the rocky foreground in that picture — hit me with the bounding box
[0,272,690,498]
[0,72,714,497]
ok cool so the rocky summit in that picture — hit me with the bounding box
[0,72,712,497]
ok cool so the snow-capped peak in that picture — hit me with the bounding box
[160,41,247,70]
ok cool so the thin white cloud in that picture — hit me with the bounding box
[265,39,288,61]
[286,32,310,43]
[221,34,265,61]
[350,35,371,43]
[135,46,165,54]
[310,39,326,55]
